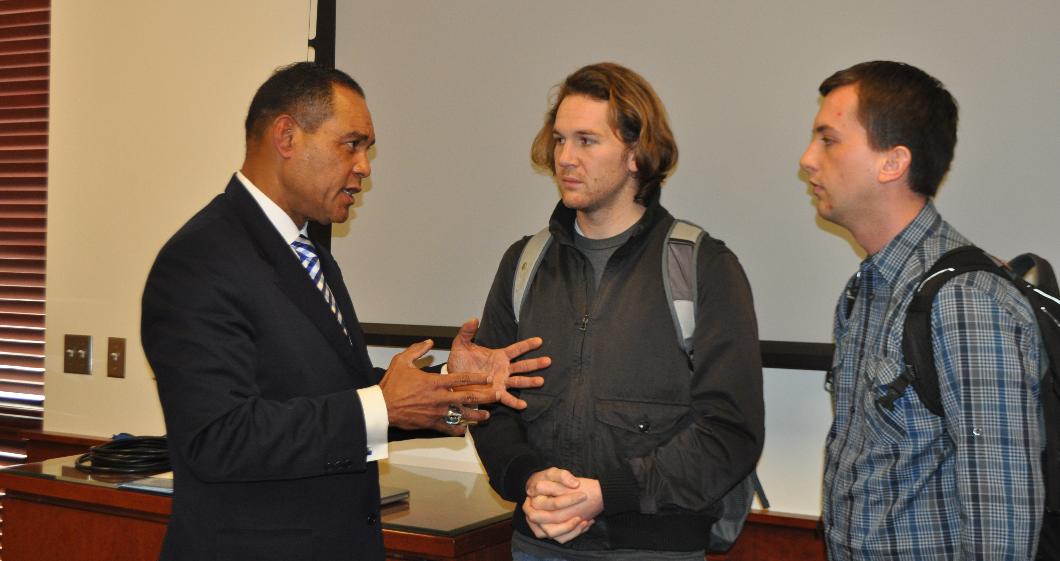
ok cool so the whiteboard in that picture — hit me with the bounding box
[332,0,1060,343]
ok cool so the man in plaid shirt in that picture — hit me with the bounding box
[799,61,1046,560]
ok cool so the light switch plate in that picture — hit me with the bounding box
[107,337,125,378]
[63,334,91,374]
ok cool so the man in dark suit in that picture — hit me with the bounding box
[141,62,547,561]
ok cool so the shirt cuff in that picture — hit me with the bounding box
[357,385,389,462]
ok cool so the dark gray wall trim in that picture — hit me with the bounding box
[360,323,834,372]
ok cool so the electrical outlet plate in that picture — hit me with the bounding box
[63,334,91,374]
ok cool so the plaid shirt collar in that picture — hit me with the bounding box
[865,200,943,289]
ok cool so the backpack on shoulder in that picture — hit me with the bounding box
[877,246,1059,560]
[512,220,768,553]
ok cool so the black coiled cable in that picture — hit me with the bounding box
[74,435,170,474]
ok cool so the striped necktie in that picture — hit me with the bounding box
[290,235,348,337]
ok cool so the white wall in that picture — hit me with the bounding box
[334,1,1060,516]
[44,0,313,435]
[333,0,1060,342]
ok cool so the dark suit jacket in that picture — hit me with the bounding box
[142,176,387,561]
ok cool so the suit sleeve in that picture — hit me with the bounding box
[469,238,546,502]
[932,273,1045,560]
[611,241,765,515]
[142,239,371,483]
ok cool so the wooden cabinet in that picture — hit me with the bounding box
[713,511,827,561]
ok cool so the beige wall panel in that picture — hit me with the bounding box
[45,0,313,436]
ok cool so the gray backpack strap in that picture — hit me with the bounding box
[663,220,704,356]
[512,228,552,324]
[663,219,769,553]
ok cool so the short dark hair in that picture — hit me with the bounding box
[245,62,365,140]
[819,61,958,198]
[530,62,678,205]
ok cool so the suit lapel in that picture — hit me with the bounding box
[222,177,365,376]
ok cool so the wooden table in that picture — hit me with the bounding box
[0,456,515,561]
[377,462,514,560]
[0,454,826,561]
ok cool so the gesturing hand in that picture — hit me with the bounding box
[379,339,498,436]
[448,318,549,409]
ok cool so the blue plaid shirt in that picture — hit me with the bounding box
[823,202,1046,560]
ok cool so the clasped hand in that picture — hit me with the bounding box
[380,318,549,435]
[523,468,602,544]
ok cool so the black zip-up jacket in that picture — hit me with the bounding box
[470,195,765,552]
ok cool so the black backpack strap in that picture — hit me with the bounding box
[1009,253,1058,296]
[883,246,1004,416]
[1007,254,1060,514]
[890,246,1060,516]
